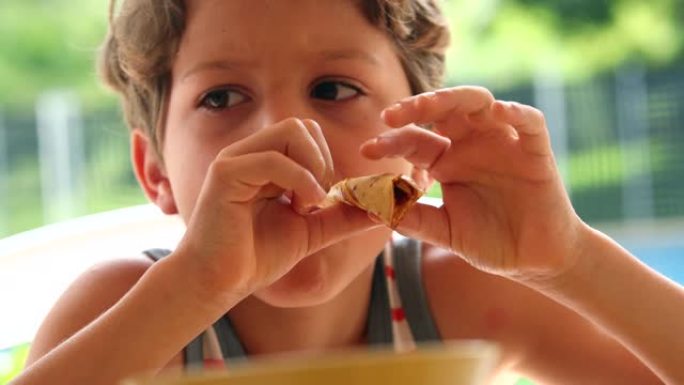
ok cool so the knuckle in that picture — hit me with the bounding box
[447,85,494,101]
[208,157,228,177]
[286,117,308,136]
[472,86,495,100]
[295,167,315,186]
[206,161,221,181]
[215,144,234,160]
[207,158,236,187]
[281,117,302,128]
[292,123,327,175]
[275,117,304,139]
[531,108,546,124]
[286,119,317,148]
[301,118,322,134]
[275,120,330,183]
[262,150,285,168]
[415,93,433,108]
[521,104,546,124]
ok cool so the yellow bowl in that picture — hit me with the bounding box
[124,341,499,385]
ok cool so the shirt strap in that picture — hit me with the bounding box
[392,237,442,343]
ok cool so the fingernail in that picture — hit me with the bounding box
[388,103,402,112]
[377,135,394,146]
[364,135,393,151]
[382,104,402,119]
[363,137,380,146]
[423,92,438,100]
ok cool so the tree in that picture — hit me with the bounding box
[443,0,684,86]
[0,0,110,108]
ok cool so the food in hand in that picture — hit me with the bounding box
[321,173,423,228]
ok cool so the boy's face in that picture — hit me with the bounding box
[158,0,414,306]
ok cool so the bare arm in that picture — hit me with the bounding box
[423,248,663,384]
[13,256,235,385]
[365,86,683,383]
[14,118,376,385]
[521,226,684,384]
[24,258,153,366]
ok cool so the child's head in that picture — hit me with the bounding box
[99,0,450,306]
[99,0,450,156]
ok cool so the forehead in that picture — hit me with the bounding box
[176,0,395,71]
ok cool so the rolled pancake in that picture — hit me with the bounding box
[322,174,423,228]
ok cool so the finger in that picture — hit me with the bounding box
[359,125,451,170]
[492,101,552,156]
[382,86,495,128]
[218,118,330,185]
[393,202,451,250]
[210,151,327,209]
[410,167,434,192]
[301,119,335,189]
[303,204,381,255]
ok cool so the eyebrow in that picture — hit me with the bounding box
[181,49,381,82]
[317,49,381,66]
[181,60,246,82]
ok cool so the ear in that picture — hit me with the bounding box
[131,129,178,215]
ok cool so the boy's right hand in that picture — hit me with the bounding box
[168,118,377,305]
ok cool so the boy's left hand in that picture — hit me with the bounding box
[361,86,586,281]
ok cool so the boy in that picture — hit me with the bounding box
[13,1,683,384]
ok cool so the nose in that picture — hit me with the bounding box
[258,88,317,128]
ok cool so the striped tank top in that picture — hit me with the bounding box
[144,236,441,369]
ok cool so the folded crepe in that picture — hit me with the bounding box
[322,173,423,228]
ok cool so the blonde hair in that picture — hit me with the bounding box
[99,0,450,154]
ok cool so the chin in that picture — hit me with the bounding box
[254,227,392,308]
[254,255,341,308]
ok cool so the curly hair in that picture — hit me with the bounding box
[99,0,450,155]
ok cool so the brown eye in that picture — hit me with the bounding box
[311,81,362,101]
[199,88,248,110]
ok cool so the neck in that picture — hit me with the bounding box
[228,265,375,356]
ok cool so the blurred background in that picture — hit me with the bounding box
[1,0,683,383]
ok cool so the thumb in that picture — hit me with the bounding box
[411,167,434,192]
[303,204,380,254]
[394,202,451,250]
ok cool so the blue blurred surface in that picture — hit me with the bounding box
[625,243,684,284]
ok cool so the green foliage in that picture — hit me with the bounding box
[514,0,614,27]
[0,0,681,236]
[0,0,682,104]
[443,0,684,86]
[568,139,670,191]
[0,0,110,108]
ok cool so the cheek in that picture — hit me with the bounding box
[162,125,220,222]
[165,154,212,223]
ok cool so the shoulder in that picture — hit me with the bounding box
[421,243,573,341]
[420,244,659,383]
[420,244,517,340]
[26,257,154,364]
[421,245,565,377]
[420,244,553,369]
